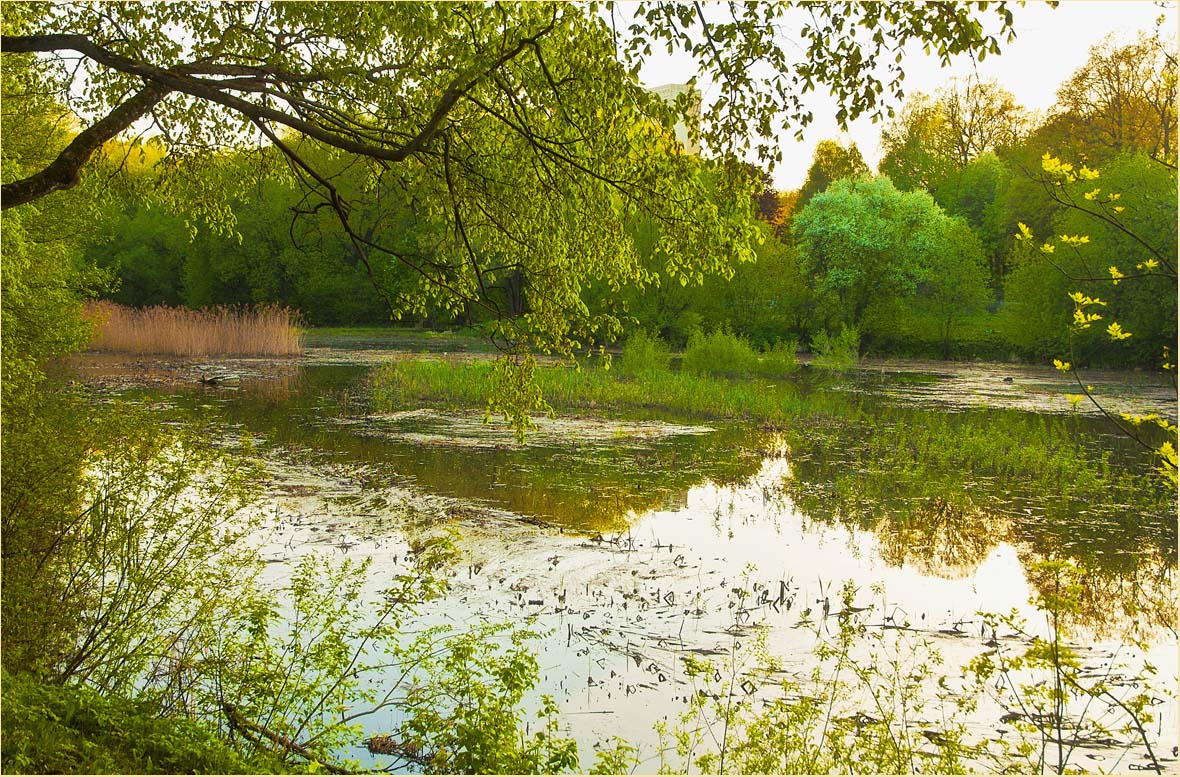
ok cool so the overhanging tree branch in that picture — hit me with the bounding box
[2,81,169,208]
[1,24,553,208]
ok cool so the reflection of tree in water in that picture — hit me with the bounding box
[787,460,1176,634]
[783,467,1008,578]
[780,407,1176,638]
[875,496,1008,578]
[1018,545,1177,640]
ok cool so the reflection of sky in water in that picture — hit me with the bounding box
[253,451,1176,771]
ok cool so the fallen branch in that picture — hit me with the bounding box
[222,702,350,774]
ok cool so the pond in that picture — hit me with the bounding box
[73,345,1178,773]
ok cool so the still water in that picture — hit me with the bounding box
[90,351,1178,772]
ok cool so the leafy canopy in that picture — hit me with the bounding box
[794,176,953,328]
[3,1,1020,425]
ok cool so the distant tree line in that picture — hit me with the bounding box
[87,30,1175,367]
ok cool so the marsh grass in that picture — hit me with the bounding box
[371,358,834,424]
[86,301,303,356]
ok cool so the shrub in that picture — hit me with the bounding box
[617,330,672,376]
[388,624,579,773]
[809,324,860,370]
[1,671,278,774]
[682,329,759,376]
[755,338,799,378]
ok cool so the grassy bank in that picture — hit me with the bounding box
[303,326,500,352]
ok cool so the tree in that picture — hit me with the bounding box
[879,77,1027,187]
[938,75,1029,167]
[878,93,957,192]
[796,139,870,209]
[744,163,780,222]
[913,218,992,357]
[1043,30,1177,167]
[931,152,1014,287]
[2,3,1019,371]
[792,176,948,334]
[1015,151,1177,483]
[5,2,1026,427]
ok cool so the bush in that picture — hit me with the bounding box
[682,329,759,376]
[755,338,799,378]
[617,330,672,376]
[1,671,278,774]
[809,324,860,370]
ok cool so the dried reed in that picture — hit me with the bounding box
[85,301,304,356]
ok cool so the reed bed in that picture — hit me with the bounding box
[85,301,304,356]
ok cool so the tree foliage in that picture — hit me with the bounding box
[879,77,1027,188]
[793,176,962,332]
[1042,30,1177,166]
[796,138,870,209]
[878,93,958,192]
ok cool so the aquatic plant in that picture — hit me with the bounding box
[618,574,1167,775]
[967,558,1166,774]
[85,301,304,357]
[645,580,975,775]
[810,324,861,371]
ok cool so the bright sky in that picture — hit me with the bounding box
[637,1,1177,190]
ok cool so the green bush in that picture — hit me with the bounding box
[809,324,860,370]
[1,671,279,774]
[755,338,799,377]
[617,330,672,376]
[392,624,579,773]
[682,329,759,376]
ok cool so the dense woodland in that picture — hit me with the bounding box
[80,30,1179,368]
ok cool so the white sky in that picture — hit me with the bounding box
[637,1,1178,190]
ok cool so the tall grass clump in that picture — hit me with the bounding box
[617,330,671,377]
[85,301,304,356]
[681,329,759,376]
[370,357,843,425]
[809,324,860,371]
[755,338,798,378]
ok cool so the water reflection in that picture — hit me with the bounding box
[108,361,1175,638]
[875,498,1010,579]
